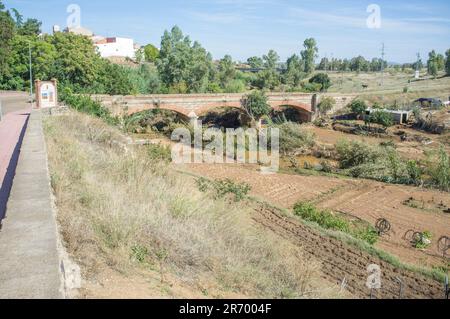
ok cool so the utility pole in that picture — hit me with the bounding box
[330,53,334,72]
[416,53,420,72]
[380,43,385,87]
[415,52,421,79]
[29,41,33,107]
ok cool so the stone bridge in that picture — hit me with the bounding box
[93,93,355,123]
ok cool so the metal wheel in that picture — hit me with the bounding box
[438,236,450,257]
[375,218,391,235]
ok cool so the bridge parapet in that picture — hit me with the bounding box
[92,92,355,122]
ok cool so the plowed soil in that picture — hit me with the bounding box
[184,163,450,274]
[253,205,444,299]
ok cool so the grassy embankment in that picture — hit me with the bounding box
[44,110,339,298]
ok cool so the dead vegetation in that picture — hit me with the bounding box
[43,111,339,299]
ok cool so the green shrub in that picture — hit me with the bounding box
[147,144,171,162]
[213,179,251,202]
[319,160,333,173]
[348,99,367,115]
[196,178,251,202]
[387,148,402,182]
[224,79,246,93]
[406,160,422,185]
[317,97,336,116]
[196,177,210,193]
[367,110,394,128]
[294,202,349,234]
[309,73,331,92]
[60,87,117,125]
[293,202,378,245]
[273,122,316,155]
[131,245,149,263]
[413,231,432,249]
[353,226,379,245]
[336,139,379,169]
[428,146,450,191]
[301,82,322,93]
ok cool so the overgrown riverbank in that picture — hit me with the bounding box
[44,111,341,298]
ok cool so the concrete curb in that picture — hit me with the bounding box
[0,110,64,299]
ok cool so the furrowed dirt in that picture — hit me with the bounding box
[185,163,449,268]
[253,205,444,299]
[182,163,449,299]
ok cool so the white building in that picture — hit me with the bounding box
[94,37,135,59]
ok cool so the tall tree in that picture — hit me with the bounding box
[263,50,279,69]
[158,26,213,93]
[3,35,56,91]
[301,38,318,74]
[18,19,42,36]
[436,53,445,71]
[48,32,103,88]
[0,1,15,80]
[241,90,270,125]
[283,54,304,87]
[218,55,236,88]
[247,56,263,68]
[317,57,329,71]
[143,44,159,63]
[427,50,438,78]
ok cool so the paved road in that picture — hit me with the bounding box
[0,92,30,116]
[0,93,31,222]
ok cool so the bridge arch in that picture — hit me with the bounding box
[198,105,251,129]
[270,104,313,123]
[195,102,243,117]
[125,103,192,119]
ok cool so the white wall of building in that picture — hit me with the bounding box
[95,37,135,59]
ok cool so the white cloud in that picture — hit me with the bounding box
[286,6,450,35]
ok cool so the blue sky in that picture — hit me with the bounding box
[4,0,450,63]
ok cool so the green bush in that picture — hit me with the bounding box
[214,179,251,202]
[428,146,450,191]
[273,122,316,155]
[406,160,422,185]
[294,202,350,232]
[367,110,394,128]
[319,160,333,173]
[196,178,251,202]
[147,144,171,162]
[413,231,432,249]
[241,90,271,122]
[336,139,379,169]
[353,226,379,245]
[293,202,378,245]
[196,177,210,193]
[60,87,117,125]
[224,79,246,93]
[309,73,331,92]
[301,82,322,93]
[348,99,367,115]
[317,97,336,116]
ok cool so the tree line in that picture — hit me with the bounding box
[1,1,449,97]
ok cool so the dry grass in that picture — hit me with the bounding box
[326,71,450,106]
[43,111,338,299]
